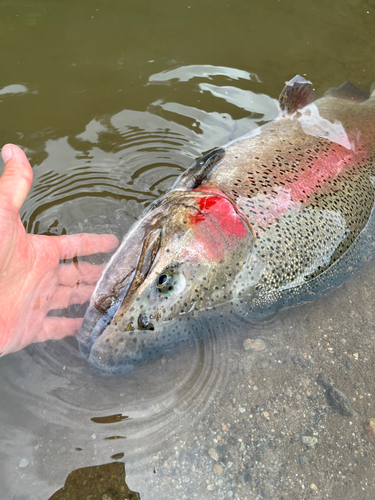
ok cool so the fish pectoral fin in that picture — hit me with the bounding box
[324,81,368,102]
[278,75,315,115]
[173,148,225,190]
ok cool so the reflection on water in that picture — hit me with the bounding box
[49,462,140,500]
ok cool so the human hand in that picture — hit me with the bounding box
[0,144,119,356]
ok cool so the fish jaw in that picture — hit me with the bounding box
[86,327,148,376]
[84,316,196,376]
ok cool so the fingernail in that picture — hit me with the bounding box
[2,146,13,164]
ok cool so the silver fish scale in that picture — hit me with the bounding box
[210,98,375,284]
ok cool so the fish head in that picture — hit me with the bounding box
[77,189,254,375]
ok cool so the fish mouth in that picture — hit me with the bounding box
[78,301,122,360]
[77,224,162,360]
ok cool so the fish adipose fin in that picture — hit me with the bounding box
[324,81,367,102]
[173,148,225,190]
[278,75,315,115]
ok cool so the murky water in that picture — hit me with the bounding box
[1,1,375,499]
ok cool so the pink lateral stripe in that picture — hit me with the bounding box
[288,142,368,203]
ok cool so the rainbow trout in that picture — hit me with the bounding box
[78,75,375,375]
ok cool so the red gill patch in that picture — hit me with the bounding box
[186,191,249,261]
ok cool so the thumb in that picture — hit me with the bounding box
[0,144,33,213]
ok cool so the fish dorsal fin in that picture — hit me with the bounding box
[278,75,315,115]
[324,81,367,102]
[173,148,225,190]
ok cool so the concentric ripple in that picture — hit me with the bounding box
[0,65,279,498]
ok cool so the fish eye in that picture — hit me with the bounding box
[157,270,174,291]
[156,268,186,296]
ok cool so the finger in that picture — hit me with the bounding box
[58,261,107,287]
[36,317,83,342]
[55,233,119,260]
[49,284,95,310]
[0,144,33,213]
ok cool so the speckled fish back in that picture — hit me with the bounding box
[205,96,375,297]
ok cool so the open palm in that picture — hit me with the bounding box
[0,144,119,355]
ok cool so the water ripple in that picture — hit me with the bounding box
[0,65,279,498]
